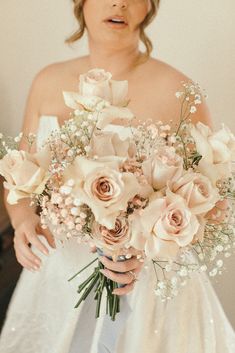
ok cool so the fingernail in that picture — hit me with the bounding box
[33,265,40,271]
[43,250,49,256]
[35,260,41,266]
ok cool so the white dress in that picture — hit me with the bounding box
[0,115,235,353]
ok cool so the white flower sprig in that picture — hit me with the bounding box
[0,132,24,158]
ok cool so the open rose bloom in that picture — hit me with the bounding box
[1,71,235,313]
[0,147,51,204]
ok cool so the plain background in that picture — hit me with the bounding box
[0,0,235,327]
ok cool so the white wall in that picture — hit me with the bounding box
[1,0,235,327]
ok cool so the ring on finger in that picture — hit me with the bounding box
[128,270,138,283]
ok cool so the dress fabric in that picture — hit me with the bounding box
[0,115,235,353]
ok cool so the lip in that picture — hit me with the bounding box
[104,15,128,24]
[104,15,128,29]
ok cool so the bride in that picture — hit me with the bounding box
[0,0,235,352]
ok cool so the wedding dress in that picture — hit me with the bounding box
[0,115,235,353]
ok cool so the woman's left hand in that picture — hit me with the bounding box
[99,249,144,296]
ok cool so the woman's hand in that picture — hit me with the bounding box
[13,213,56,272]
[99,249,144,296]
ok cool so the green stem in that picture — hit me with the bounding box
[77,270,98,293]
[117,298,120,313]
[95,276,106,319]
[175,96,187,136]
[111,282,119,321]
[74,272,99,308]
[68,257,98,281]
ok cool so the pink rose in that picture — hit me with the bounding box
[63,69,134,129]
[169,172,220,215]
[0,148,50,204]
[92,216,130,253]
[142,147,183,190]
[130,190,200,259]
[79,68,129,106]
[63,156,141,229]
[190,122,235,184]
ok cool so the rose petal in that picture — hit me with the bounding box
[96,106,134,129]
[140,197,166,234]
[145,236,179,259]
[190,123,213,163]
[110,79,129,106]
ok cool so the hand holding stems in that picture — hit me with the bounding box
[99,250,144,296]
[70,247,145,320]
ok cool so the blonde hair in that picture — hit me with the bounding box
[66,0,160,60]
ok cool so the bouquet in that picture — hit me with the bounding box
[1,69,235,321]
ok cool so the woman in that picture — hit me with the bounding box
[0,0,235,352]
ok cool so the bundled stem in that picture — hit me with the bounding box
[68,256,120,321]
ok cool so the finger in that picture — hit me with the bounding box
[16,253,40,272]
[112,282,135,296]
[99,268,138,285]
[14,234,42,265]
[37,225,56,249]
[99,256,141,273]
[17,243,42,267]
[26,230,50,256]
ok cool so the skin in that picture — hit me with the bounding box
[5,0,212,296]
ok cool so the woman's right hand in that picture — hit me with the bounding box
[13,213,56,272]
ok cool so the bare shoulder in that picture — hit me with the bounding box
[29,56,88,120]
[33,56,87,91]
[21,57,86,145]
[145,58,213,127]
[148,58,190,85]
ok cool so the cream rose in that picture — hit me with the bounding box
[191,122,235,184]
[92,216,130,252]
[89,130,136,158]
[63,156,141,229]
[130,191,200,259]
[0,148,50,204]
[142,146,183,190]
[169,172,220,215]
[63,69,134,129]
[79,68,129,106]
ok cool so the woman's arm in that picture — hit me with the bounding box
[4,69,55,271]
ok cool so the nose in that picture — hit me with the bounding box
[111,0,127,9]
